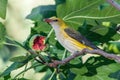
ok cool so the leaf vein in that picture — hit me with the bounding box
[63,0,100,20]
[64,14,120,20]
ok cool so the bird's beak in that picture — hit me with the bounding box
[44,18,53,23]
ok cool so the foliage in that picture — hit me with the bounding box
[0,0,8,19]
[0,22,6,47]
[0,0,120,80]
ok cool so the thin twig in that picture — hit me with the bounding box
[14,63,40,79]
[56,49,67,72]
[22,53,29,78]
[28,45,120,68]
[106,0,120,10]
[45,48,120,68]
[45,28,54,43]
[35,58,44,64]
[28,50,46,64]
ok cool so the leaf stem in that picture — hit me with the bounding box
[48,69,56,80]
[13,63,40,79]
[58,49,67,68]
[45,28,54,43]
[62,49,67,60]
[3,42,19,47]
[22,53,29,78]
[5,36,32,54]
[63,1,99,20]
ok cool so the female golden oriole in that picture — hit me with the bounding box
[44,17,98,54]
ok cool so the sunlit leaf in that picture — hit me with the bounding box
[106,41,120,54]
[0,0,8,19]
[90,26,109,36]
[31,21,51,34]
[57,0,120,26]
[10,56,28,62]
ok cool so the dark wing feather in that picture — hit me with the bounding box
[64,28,98,49]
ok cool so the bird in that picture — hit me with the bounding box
[44,16,98,54]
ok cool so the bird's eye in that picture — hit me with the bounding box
[53,19,58,22]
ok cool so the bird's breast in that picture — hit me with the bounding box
[55,30,85,53]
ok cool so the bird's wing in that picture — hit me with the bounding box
[64,28,98,49]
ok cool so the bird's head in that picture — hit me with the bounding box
[44,16,66,28]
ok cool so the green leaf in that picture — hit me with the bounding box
[55,0,66,5]
[27,5,56,37]
[109,70,120,80]
[48,33,56,45]
[57,0,120,44]
[27,5,56,20]
[39,52,51,63]
[31,21,51,34]
[3,73,11,80]
[78,24,120,43]
[70,57,82,65]
[92,63,120,80]
[61,69,76,80]
[70,57,120,80]
[71,67,88,75]
[27,4,56,35]
[10,56,28,62]
[34,65,47,73]
[0,55,32,77]
[41,69,53,80]
[57,0,120,26]
[14,78,29,80]
[111,33,120,40]
[56,72,66,80]
[49,45,65,59]
[0,22,6,46]
[105,41,120,54]
[0,0,8,19]
[0,62,27,77]
[90,26,109,36]
[26,9,42,22]
[0,77,4,80]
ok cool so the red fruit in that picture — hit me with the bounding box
[30,35,46,51]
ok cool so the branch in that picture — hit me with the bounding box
[45,48,120,68]
[28,49,120,68]
[85,49,120,62]
[106,0,120,10]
